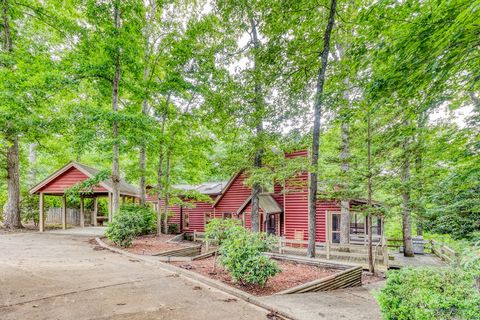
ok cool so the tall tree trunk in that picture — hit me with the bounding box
[308,0,337,258]
[414,109,426,236]
[156,98,168,236]
[139,142,146,205]
[402,133,414,257]
[2,0,12,51]
[138,0,156,206]
[339,118,350,245]
[5,135,22,228]
[367,112,374,273]
[248,14,263,233]
[3,0,21,229]
[163,150,171,234]
[156,150,164,236]
[28,143,37,188]
[111,1,121,215]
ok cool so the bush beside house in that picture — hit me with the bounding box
[206,218,281,287]
[105,204,156,247]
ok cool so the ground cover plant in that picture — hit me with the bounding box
[378,267,480,320]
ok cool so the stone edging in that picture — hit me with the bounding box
[95,237,297,320]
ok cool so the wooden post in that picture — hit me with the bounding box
[93,197,98,227]
[364,215,367,246]
[108,192,112,222]
[326,211,331,260]
[80,196,85,228]
[39,192,45,232]
[62,195,67,230]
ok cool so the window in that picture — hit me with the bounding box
[331,213,341,243]
[183,211,190,229]
[350,214,365,235]
[205,212,213,225]
[223,212,233,219]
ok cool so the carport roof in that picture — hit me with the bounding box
[29,161,139,197]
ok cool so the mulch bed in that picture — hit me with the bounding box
[110,234,195,255]
[171,256,339,296]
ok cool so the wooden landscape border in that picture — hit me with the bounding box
[277,265,363,294]
[153,245,202,257]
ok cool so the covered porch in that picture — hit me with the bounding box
[29,161,140,232]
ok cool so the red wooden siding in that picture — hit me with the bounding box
[284,170,310,241]
[157,199,182,228]
[214,172,251,218]
[240,203,259,231]
[38,167,108,194]
[283,149,334,243]
[182,197,215,233]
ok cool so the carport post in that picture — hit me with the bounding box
[108,192,112,222]
[39,192,45,232]
[80,196,85,228]
[93,197,98,227]
[62,195,67,230]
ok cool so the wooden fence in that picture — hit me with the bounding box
[278,266,363,294]
[46,207,93,226]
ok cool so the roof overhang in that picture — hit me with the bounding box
[237,194,283,215]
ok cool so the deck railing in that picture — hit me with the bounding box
[190,230,389,266]
[430,240,458,263]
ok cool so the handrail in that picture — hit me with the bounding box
[430,239,457,262]
[372,239,382,267]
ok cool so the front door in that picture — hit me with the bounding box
[266,214,276,235]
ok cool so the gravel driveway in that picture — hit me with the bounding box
[0,232,267,320]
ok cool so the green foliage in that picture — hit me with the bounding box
[20,194,39,226]
[105,204,156,247]
[459,241,480,280]
[205,218,243,245]
[168,223,179,234]
[378,267,480,320]
[206,218,281,286]
[65,170,111,200]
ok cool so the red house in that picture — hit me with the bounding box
[212,150,383,244]
[150,150,383,244]
[146,182,226,233]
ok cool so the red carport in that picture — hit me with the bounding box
[29,161,139,232]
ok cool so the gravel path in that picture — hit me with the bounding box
[0,232,267,320]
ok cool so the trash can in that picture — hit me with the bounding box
[413,236,426,254]
[399,236,426,254]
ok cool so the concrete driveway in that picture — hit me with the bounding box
[0,233,267,320]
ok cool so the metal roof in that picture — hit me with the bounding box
[172,181,228,196]
[237,194,283,215]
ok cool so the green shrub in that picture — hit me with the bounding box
[378,267,480,320]
[105,204,156,247]
[206,219,281,286]
[205,218,242,245]
[20,194,39,226]
[168,223,179,234]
